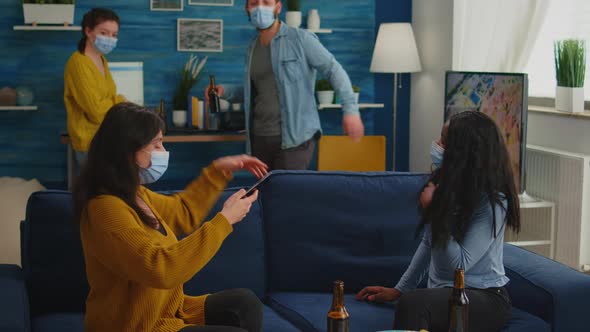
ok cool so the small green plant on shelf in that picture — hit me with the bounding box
[23,0,75,4]
[554,39,586,88]
[173,54,208,110]
[352,85,361,93]
[315,79,333,91]
[286,0,300,11]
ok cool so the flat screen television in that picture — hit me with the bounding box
[444,71,528,194]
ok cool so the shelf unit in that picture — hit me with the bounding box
[0,106,38,111]
[13,25,81,31]
[306,28,333,34]
[318,103,384,110]
[505,197,555,259]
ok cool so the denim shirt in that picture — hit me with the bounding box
[394,196,510,293]
[244,22,359,151]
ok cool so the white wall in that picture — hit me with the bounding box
[527,113,590,155]
[409,1,590,171]
[410,0,454,172]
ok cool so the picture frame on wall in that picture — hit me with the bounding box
[177,18,223,52]
[150,0,183,11]
[188,0,234,6]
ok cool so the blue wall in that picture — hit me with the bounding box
[0,0,411,188]
[375,0,412,171]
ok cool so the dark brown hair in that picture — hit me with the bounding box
[72,103,165,228]
[78,8,120,54]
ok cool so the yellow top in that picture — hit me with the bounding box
[80,165,233,332]
[64,51,126,152]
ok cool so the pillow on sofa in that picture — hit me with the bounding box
[0,177,45,265]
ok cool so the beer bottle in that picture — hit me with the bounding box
[327,280,349,332]
[448,269,469,332]
[158,98,167,133]
[208,75,221,114]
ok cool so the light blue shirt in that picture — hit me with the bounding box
[394,196,510,293]
[243,21,359,151]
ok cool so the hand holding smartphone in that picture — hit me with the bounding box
[243,172,271,198]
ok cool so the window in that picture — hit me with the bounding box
[525,0,590,101]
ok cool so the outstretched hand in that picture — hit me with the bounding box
[213,154,268,179]
[355,286,401,303]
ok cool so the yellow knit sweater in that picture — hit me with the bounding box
[64,51,126,152]
[80,165,233,332]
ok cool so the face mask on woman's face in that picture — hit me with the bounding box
[430,140,444,168]
[249,5,276,30]
[138,150,169,184]
[94,34,118,55]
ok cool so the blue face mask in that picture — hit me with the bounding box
[138,150,169,184]
[94,35,117,55]
[249,5,276,30]
[430,140,444,168]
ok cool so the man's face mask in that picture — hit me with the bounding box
[249,5,276,30]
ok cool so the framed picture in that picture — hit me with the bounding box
[177,18,223,52]
[188,0,234,6]
[150,0,183,11]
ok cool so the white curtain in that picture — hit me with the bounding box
[453,0,549,72]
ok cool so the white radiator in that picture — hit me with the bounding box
[525,145,590,270]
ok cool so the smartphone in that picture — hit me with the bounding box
[243,172,271,197]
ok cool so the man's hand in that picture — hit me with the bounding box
[342,114,364,142]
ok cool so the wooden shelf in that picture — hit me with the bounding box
[13,25,81,31]
[318,103,385,110]
[506,240,552,247]
[0,106,38,111]
[306,28,332,34]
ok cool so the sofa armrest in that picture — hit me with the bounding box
[503,244,590,332]
[0,264,30,332]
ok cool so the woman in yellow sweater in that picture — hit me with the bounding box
[64,8,126,162]
[73,102,267,332]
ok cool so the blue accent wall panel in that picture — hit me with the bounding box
[375,0,413,171]
[0,0,410,188]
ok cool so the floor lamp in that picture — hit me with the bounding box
[370,23,421,171]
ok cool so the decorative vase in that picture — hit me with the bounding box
[172,110,187,128]
[22,4,75,25]
[354,92,360,104]
[316,91,335,105]
[286,11,302,28]
[15,86,34,106]
[307,9,320,30]
[555,86,584,113]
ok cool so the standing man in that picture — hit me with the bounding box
[210,0,364,170]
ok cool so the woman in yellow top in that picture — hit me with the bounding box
[64,8,126,161]
[73,102,267,332]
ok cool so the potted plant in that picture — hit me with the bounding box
[22,0,76,26]
[173,54,208,114]
[285,0,301,28]
[352,85,361,103]
[316,79,334,105]
[554,39,586,113]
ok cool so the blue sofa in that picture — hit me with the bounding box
[2,171,590,332]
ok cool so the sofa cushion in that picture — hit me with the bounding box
[30,307,300,332]
[261,171,429,293]
[183,189,266,298]
[267,292,550,332]
[32,313,83,332]
[22,191,88,317]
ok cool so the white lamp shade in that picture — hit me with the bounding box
[370,23,422,73]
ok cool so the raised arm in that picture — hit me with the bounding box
[82,196,233,289]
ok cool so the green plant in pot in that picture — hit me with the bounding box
[285,0,301,28]
[315,79,335,105]
[554,39,586,113]
[22,0,76,25]
[173,54,208,111]
[352,85,361,103]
